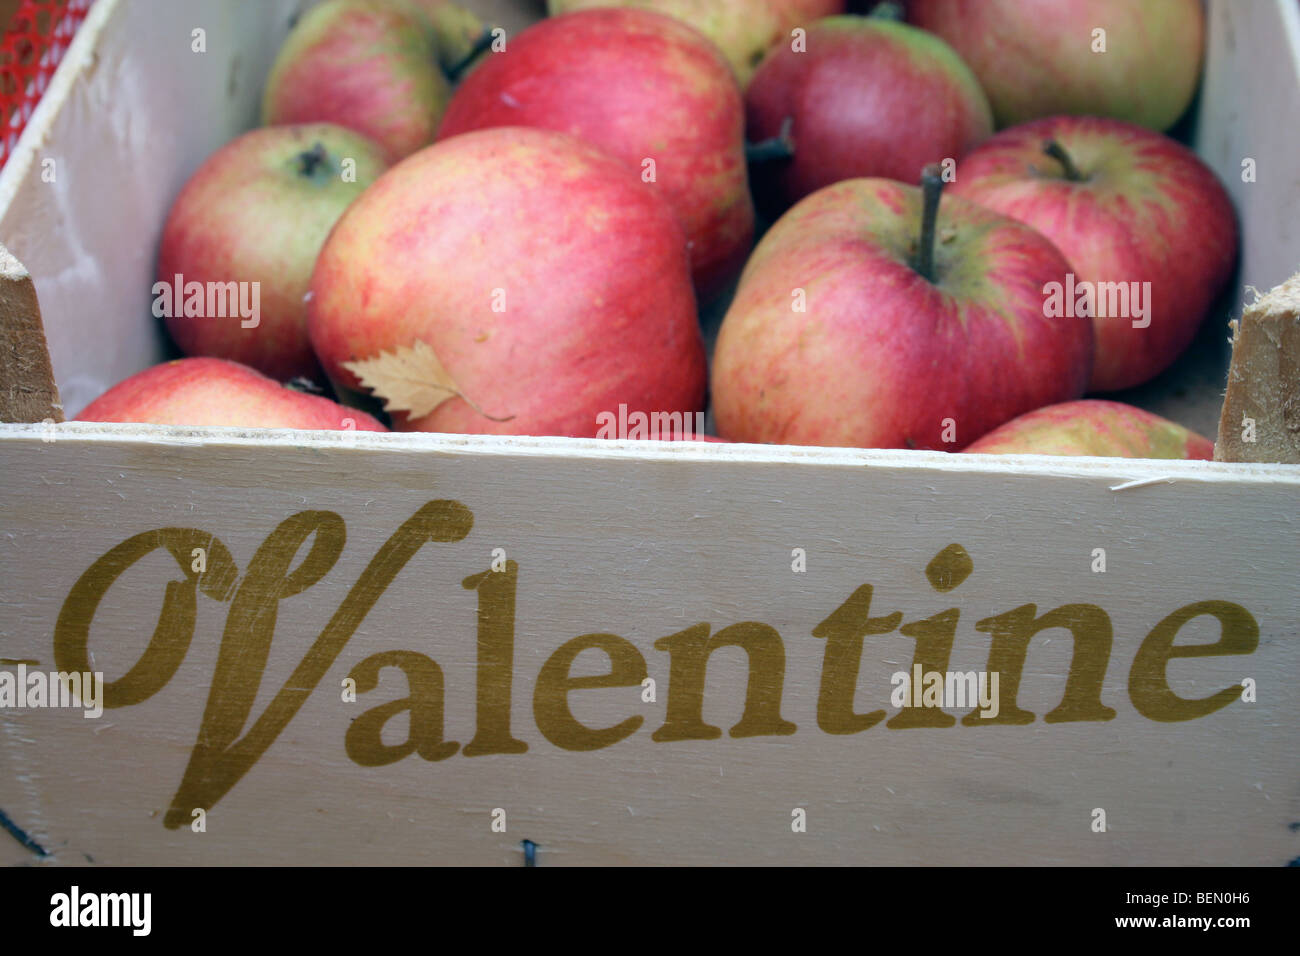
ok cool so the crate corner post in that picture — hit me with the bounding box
[0,241,61,424]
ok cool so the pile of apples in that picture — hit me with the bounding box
[79,0,1237,460]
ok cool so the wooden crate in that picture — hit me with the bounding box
[0,0,1296,866]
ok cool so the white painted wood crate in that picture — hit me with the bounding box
[0,0,1296,866]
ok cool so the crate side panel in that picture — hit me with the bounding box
[0,0,301,418]
[1200,0,1300,294]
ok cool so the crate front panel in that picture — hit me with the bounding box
[0,428,1295,865]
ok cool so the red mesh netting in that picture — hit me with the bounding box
[0,0,92,168]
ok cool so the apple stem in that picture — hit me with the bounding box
[914,163,944,283]
[1042,139,1086,182]
[297,142,328,177]
[447,27,495,81]
[745,116,795,163]
[869,1,905,20]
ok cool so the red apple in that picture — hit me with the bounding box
[262,0,450,162]
[437,8,754,300]
[711,168,1092,449]
[747,13,993,205]
[963,400,1214,459]
[908,0,1204,131]
[77,358,387,431]
[949,116,1238,392]
[157,124,388,382]
[546,0,846,88]
[308,127,707,438]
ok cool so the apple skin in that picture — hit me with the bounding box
[747,15,993,206]
[711,177,1092,449]
[963,400,1213,459]
[404,0,485,71]
[308,127,707,438]
[157,124,388,382]
[908,0,1204,131]
[262,0,450,162]
[546,0,845,88]
[948,116,1238,392]
[76,358,387,431]
[437,8,754,301]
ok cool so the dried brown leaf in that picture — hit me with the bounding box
[341,340,512,422]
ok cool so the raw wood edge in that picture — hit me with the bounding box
[1215,272,1300,462]
[0,241,62,423]
[3,421,1299,487]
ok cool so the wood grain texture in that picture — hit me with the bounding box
[1,426,1296,866]
[0,243,61,423]
[1216,273,1300,462]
